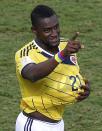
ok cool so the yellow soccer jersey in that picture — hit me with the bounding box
[15,40,85,120]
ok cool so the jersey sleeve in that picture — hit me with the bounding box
[15,49,36,75]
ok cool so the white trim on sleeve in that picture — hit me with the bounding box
[21,56,35,67]
[20,56,35,74]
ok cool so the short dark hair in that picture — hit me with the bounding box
[31,5,56,27]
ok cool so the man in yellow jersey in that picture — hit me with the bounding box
[15,4,90,131]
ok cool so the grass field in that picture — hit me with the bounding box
[0,0,102,131]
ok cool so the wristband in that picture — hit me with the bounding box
[58,50,65,61]
[54,50,66,63]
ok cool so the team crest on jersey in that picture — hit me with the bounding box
[63,55,77,65]
[70,56,77,65]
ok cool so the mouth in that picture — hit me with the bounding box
[49,40,60,47]
[49,37,60,43]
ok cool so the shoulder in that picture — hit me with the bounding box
[15,40,37,58]
[15,41,37,73]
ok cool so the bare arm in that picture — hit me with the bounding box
[22,33,82,82]
[22,57,59,82]
[22,41,81,82]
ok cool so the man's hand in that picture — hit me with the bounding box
[62,32,84,56]
[76,80,90,101]
[66,40,81,54]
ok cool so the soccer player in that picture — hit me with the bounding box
[15,5,90,131]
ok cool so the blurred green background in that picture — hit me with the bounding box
[0,0,102,130]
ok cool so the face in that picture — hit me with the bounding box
[33,15,60,48]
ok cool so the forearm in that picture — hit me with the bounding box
[22,57,59,82]
[22,39,82,82]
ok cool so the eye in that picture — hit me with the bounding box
[43,28,51,33]
[53,24,59,30]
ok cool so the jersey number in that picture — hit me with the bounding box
[69,75,82,91]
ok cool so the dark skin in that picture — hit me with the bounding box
[22,14,90,102]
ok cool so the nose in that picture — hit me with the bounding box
[51,28,58,37]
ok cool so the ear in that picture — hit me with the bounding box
[31,26,37,34]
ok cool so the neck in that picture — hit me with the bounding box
[35,38,59,54]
